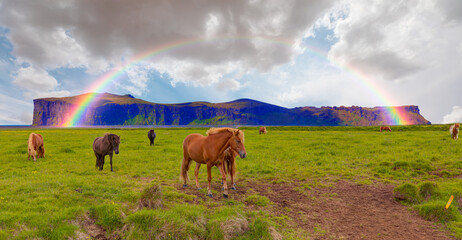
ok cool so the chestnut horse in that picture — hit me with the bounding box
[180,128,246,198]
[380,126,392,132]
[28,133,45,161]
[450,123,459,140]
[222,147,238,190]
[259,126,267,134]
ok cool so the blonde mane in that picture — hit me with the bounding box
[206,127,245,143]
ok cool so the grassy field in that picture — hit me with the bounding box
[0,125,461,239]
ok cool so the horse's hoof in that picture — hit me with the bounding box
[231,187,237,190]
[223,194,228,198]
[207,194,213,198]
[183,184,188,188]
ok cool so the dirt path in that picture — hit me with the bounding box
[181,180,454,240]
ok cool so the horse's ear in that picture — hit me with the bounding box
[235,130,240,136]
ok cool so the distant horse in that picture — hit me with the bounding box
[93,133,120,172]
[148,129,156,146]
[259,126,267,135]
[28,133,45,161]
[380,126,392,132]
[450,123,460,140]
[180,127,246,198]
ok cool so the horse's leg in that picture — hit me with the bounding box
[95,155,99,169]
[109,152,114,172]
[100,155,105,170]
[218,164,228,198]
[230,158,236,190]
[195,162,201,189]
[207,163,213,197]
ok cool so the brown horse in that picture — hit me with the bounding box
[180,127,246,198]
[148,129,156,146]
[450,123,459,140]
[28,133,45,161]
[93,133,120,172]
[259,126,267,134]
[222,147,238,190]
[380,126,392,132]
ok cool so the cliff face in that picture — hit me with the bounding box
[32,93,431,126]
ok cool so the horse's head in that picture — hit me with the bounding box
[229,130,247,158]
[109,134,120,154]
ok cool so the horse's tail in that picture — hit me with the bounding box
[179,157,191,182]
[180,137,191,182]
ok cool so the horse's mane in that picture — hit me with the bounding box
[206,127,245,143]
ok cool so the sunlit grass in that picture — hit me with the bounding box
[0,125,461,238]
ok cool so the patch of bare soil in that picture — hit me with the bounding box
[179,180,455,239]
[76,214,107,240]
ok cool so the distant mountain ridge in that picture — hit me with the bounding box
[32,93,431,126]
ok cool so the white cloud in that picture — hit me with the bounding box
[0,93,33,125]
[216,78,241,91]
[12,66,70,99]
[328,0,462,82]
[0,0,335,87]
[443,106,462,124]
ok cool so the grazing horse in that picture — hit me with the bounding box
[450,123,460,140]
[93,133,120,172]
[380,126,392,132]
[180,128,246,198]
[28,133,45,161]
[259,126,267,135]
[148,129,156,146]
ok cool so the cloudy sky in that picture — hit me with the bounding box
[0,0,461,125]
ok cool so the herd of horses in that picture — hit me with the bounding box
[25,123,460,198]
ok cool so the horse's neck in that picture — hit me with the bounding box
[208,131,232,157]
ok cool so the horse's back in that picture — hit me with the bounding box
[93,136,104,154]
[28,133,42,148]
[183,133,207,160]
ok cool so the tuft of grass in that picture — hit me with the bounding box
[418,181,440,199]
[138,184,162,209]
[125,205,207,240]
[207,207,249,240]
[59,147,76,153]
[88,204,123,232]
[393,161,410,170]
[245,194,270,207]
[235,218,275,240]
[414,200,460,223]
[393,183,421,204]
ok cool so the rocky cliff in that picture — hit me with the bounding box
[32,93,431,126]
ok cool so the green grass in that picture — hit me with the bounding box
[0,125,462,238]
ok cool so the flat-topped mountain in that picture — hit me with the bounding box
[32,93,431,126]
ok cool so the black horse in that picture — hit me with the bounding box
[148,129,156,146]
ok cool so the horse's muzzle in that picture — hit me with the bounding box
[239,151,247,158]
[115,150,119,154]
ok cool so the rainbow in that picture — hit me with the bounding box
[61,36,411,127]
